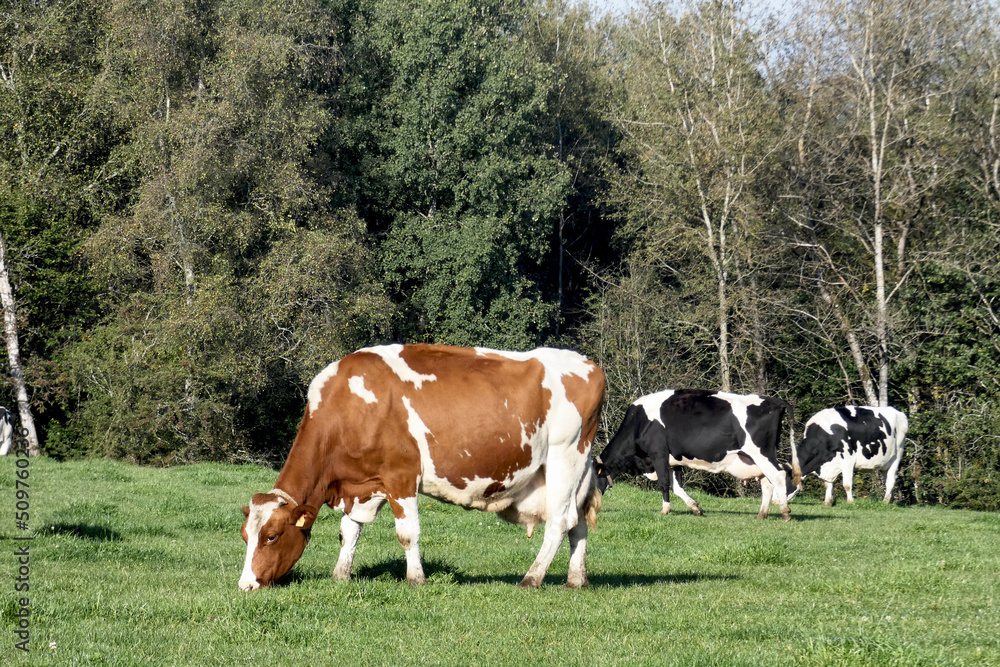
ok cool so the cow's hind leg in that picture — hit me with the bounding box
[758,477,774,519]
[519,514,568,589]
[519,452,589,589]
[750,460,791,521]
[824,480,836,506]
[882,456,903,503]
[391,496,425,585]
[565,521,589,589]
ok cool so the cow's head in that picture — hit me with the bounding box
[593,457,613,494]
[238,492,317,591]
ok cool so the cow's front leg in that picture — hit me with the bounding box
[333,514,364,581]
[391,496,425,585]
[333,496,386,581]
[669,470,703,515]
[649,455,677,515]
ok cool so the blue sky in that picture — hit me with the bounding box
[582,0,795,20]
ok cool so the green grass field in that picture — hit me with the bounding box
[2,457,998,666]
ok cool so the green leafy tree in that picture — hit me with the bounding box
[335,0,575,348]
[50,0,392,461]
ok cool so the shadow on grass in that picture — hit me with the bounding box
[48,523,122,541]
[282,558,733,589]
[695,508,837,522]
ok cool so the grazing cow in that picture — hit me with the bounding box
[794,405,908,506]
[594,389,800,521]
[0,406,16,456]
[239,344,605,591]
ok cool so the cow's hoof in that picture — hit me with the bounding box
[518,575,543,589]
[756,512,768,520]
[692,507,704,516]
[565,575,588,589]
[824,500,834,507]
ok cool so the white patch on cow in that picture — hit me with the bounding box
[477,347,593,447]
[643,471,659,481]
[808,408,850,436]
[307,360,341,415]
[714,392,765,445]
[346,494,387,523]
[239,534,260,591]
[403,395,434,466]
[369,344,436,388]
[669,451,764,478]
[634,390,675,425]
[348,375,378,405]
[238,498,281,591]
[0,411,13,456]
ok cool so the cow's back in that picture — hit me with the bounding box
[298,344,600,512]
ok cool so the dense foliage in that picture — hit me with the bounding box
[1,0,998,507]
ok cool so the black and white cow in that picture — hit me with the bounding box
[794,405,908,506]
[594,389,800,521]
[0,406,16,456]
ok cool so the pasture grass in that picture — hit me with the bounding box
[2,457,998,665]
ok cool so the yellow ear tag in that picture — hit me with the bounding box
[295,515,308,528]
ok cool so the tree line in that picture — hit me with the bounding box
[2,0,998,509]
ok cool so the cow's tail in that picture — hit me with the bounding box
[582,470,603,531]
[784,399,802,486]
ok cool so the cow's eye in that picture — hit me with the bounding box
[264,534,278,545]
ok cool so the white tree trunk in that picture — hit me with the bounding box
[0,230,40,455]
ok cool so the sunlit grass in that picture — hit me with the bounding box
[1,457,998,665]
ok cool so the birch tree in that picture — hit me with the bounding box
[782,0,975,406]
[613,0,780,392]
[0,231,40,455]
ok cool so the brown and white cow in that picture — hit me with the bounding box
[239,343,605,590]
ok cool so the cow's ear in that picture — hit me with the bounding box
[242,506,250,519]
[290,505,317,530]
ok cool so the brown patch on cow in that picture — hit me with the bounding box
[398,345,549,490]
[252,492,280,506]
[562,361,606,454]
[272,349,424,513]
[484,481,506,497]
